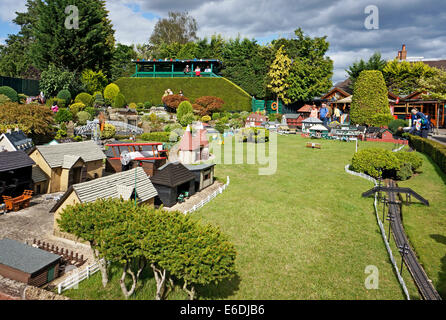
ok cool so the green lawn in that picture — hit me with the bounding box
[62,135,445,300]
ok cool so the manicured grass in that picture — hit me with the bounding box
[397,151,446,299]
[61,135,446,300]
[114,77,252,112]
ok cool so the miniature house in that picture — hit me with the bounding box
[301,117,323,133]
[0,129,34,152]
[184,164,215,192]
[245,113,267,127]
[0,151,35,200]
[28,141,106,193]
[150,162,196,207]
[0,238,61,286]
[309,124,329,137]
[50,167,158,240]
[178,126,209,164]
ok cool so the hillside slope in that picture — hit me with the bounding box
[114,77,252,112]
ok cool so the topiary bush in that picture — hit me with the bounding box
[57,89,72,104]
[177,101,194,120]
[75,92,93,107]
[350,70,391,126]
[0,86,18,102]
[55,108,73,123]
[69,102,86,116]
[144,101,152,109]
[76,111,92,125]
[396,163,413,181]
[394,151,423,171]
[179,112,195,127]
[201,115,211,122]
[84,107,97,119]
[112,93,126,109]
[100,123,116,139]
[128,102,137,110]
[104,83,120,101]
[351,148,401,178]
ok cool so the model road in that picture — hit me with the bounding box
[386,180,442,300]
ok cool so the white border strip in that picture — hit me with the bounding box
[345,164,410,300]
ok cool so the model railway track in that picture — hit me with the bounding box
[385,180,442,300]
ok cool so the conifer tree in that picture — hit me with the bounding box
[267,45,292,105]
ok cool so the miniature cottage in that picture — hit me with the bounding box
[0,129,34,152]
[50,167,158,239]
[184,163,215,192]
[0,151,35,199]
[150,162,196,207]
[245,113,267,127]
[309,124,329,137]
[301,117,323,133]
[0,238,61,286]
[178,126,209,164]
[28,141,106,193]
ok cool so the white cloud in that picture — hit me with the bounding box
[0,0,26,22]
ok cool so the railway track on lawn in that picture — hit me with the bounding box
[385,180,442,300]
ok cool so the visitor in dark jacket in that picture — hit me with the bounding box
[409,108,430,138]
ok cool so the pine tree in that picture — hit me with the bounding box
[31,0,115,75]
[267,45,292,105]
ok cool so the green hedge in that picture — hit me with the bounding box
[141,131,179,143]
[114,77,251,112]
[408,135,446,174]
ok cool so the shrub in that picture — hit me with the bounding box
[0,94,11,105]
[177,101,194,120]
[396,163,413,181]
[350,70,391,126]
[57,89,72,104]
[212,112,221,120]
[40,64,84,97]
[144,101,152,109]
[93,92,105,107]
[112,93,126,109]
[0,86,18,102]
[179,112,195,127]
[47,97,67,108]
[84,107,97,119]
[141,132,178,142]
[351,148,401,178]
[55,108,73,123]
[76,111,92,125]
[100,123,116,139]
[162,94,189,110]
[18,94,27,104]
[75,92,94,107]
[193,96,225,116]
[394,151,423,171]
[388,119,409,135]
[201,115,211,122]
[408,134,446,174]
[74,135,83,142]
[69,102,86,116]
[163,123,182,132]
[128,102,137,110]
[104,83,120,101]
[236,127,270,143]
[215,120,227,134]
[55,128,67,140]
[81,69,108,94]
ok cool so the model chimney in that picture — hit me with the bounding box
[397,44,407,60]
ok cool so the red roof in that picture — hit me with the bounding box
[298,105,313,113]
[179,129,209,151]
[247,113,267,122]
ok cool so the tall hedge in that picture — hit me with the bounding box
[350,70,391,126]
[408,134,446,174]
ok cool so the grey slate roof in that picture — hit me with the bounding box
[150,161,195,187]
[302,117,323,124]
[0,131,33,151]
[35,141,105,168]
[284,113,300,119]
[50,167,158,212]
[183,163,215,171]
[32,166,48,183]
[0,238,60,274]
[0,151,35,172]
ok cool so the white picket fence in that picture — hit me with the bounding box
[57,259,103,294]
[184,176,230,214]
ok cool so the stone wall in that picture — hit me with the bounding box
[0,275,69,300]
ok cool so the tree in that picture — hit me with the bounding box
[110,44,138,81]
[81,69,108,94]
[417,68,446,100]
[350,70,392,126]
[54,108,73,124]
[31,0,115,74]
[149,11,198,48]
[383,59,437,96]
[346,52,387,89]
[177,101,194,120]
[193,96,225,116]
[39,64,84,97]
[162,94,189,110]
[100,123,116,139]
[267,46,292,105]
[179,112,195,127]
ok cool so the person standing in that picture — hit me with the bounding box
[184,65,191,75]
[333,106,341,122]
[320,104,329,126]
[195,66,201,77]
[310,105,318,118]
[410,108,430,138]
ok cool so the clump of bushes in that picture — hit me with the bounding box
[57,89,72,104]
[141,132,179,142]
[75,92,94,107]
[55,108,73,123]
[0,86,18,102]
[388,119,408,135]
[100,123,116,139]
[162,94,189,110]
[112,93,126,109]
[0,94,11,105]
[192,96,224,116]
[76,111,92,125]
[236,128,270,143]
[351,148,423,180]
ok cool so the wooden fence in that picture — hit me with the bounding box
[57,259,103,294]
[184,176,230,214]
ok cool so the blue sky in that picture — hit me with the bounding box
[1,0,445,83]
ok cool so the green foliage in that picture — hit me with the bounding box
[112,93,126,109]
[144,101,152,109]
[141,132,178,142]
[31,0,115,75]
[74,135,83,142]
[417,68,446,100]
[75,93,94,107]
[81,69,108,94]
[163,123,182,132]
[100,123,116,139]
[372,114,395,128]
[177,101,194,120]
[69,102,86,116]
[114,78,251,112]
[104,83,120,101]
[76,111,92,125]
[388,119,409,135]
[396,163,413,181]
[40,64,84,97]
[383,60,437,96]
[351,148,401,178]
[0,94,12,105]
[0,86,19,102]
[110,43,137,81]
[408,135,446,174]
[54,128,67,140]
[267,46,291,104]
[236,127,270,143]
[57,89,72,104]
[212,112,221,120]
[149,11,198,48]
[179,112,195,127]
[46,97,66,108]
[201,115,211,122]
[346,52,387,89]
[55,108,73,124]
[350,70,391,126]
[394,151,423,171]
[84,107,96,119]
[214,120,227,134]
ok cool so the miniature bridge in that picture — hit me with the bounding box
[75,121,143,136]
[364,180,441,300]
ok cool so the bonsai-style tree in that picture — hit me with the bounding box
[350,70,392,126]
[192,96,225,116]
[162,94,189,111]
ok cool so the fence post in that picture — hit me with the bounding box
[58,283,62,294]
[86,265,90,278]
